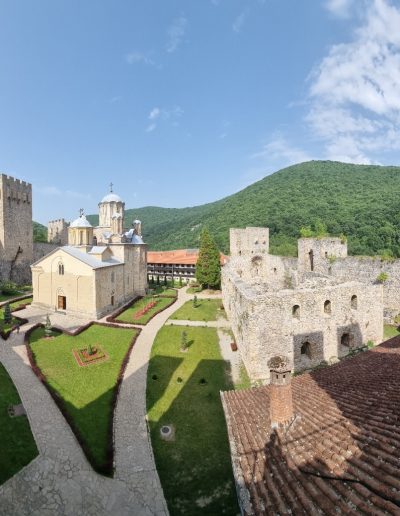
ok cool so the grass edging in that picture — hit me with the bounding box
[24,322,141,476]
[108,296,177,326]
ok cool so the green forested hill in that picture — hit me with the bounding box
[88,161,400,257]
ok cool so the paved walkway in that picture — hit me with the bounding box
[112,288,193,513]
[0,287,225,515]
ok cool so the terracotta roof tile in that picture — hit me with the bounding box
[221,336,400,515]
[147,249,227,265]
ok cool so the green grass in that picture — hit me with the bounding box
[117,296,176,324]
[0,363,38,485]
[234,363,251,390]
[29,324,139,474]
[170,299,222,322]
[147,325,238,515]
[148,286,177,297]
[384,324,400,339]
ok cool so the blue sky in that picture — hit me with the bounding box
[1,0,400,224]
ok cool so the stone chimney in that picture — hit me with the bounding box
[268,355,294,429]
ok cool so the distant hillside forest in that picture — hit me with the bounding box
[33,221,47,242]
[84,160,400,257]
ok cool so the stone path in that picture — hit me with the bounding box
[0,287,226,515]
[112,288,193,514]
[164,318,230,328]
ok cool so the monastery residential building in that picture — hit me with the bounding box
[32,189,147,319]
[147,249,228,282]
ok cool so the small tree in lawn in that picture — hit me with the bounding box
[180,330,188,352]
[193,295,198,308]
[196,228,221,289]
[3,303,11,325]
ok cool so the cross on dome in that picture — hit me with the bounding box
[79,208,84,217]
[110,182,113,193]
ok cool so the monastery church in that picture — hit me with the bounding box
[31,187,147,319]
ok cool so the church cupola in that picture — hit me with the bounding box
[98,182,125,229]
[68,209,94,246]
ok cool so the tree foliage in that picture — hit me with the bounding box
[196,228,221,289]
[87,161,400,258]
[3,303,11,325]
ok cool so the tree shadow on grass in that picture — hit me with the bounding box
[147,355,238,515]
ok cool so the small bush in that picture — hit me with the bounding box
[376,272,389,283]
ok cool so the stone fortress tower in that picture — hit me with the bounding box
[222,227,384,383]
[0,174,33,283]
[48,218,69,245]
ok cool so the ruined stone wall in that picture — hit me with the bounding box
[223,263,383,382]
[48,219,69,245]
[298,237,347,277]
[332,256,400,321]
[229,227,269,256]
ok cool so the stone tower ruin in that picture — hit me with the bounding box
[0,174,33,282]
[48,218,69,245]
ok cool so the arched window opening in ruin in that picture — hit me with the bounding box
[309,250,314,271]
[58,263,64,275]
[301,341,312,358]
[273,267,277,273]
[324,300,331,314]
[292,305,300,319]
[93,236,97,246]
[341,333,351,347]
[351,295,358,309]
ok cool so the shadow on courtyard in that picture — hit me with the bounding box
[145,354,238,515]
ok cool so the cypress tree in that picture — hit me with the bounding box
[3,303,11,325]
[196,228,221,289]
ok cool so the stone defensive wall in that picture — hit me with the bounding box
[332,256,400,321]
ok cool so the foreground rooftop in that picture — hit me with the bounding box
[221,337,400,515]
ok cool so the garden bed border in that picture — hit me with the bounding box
[24,321,141,476]
[107,295,177,326]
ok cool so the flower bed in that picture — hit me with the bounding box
[73,345,109,367]
[133,299,159,320]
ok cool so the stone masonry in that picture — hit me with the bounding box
[0,174,33,284]
[222,227,384,383]
[47,219,69,245]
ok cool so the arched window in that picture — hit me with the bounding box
[58,263,64,275]
[292,305,300,319]
[301,341,312,358]
[79,231,83,245]
[324,300,331,314]
[351,295,358,309]
[111,271,115,282]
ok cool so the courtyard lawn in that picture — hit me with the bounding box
[147,325,238,515]
[169,298,223,321]
[116,296,176,325]
[0,297,32,336]
[384,324,400,340]
[28,324,139,475]
[148,286,177,297]
[0,363,38,485]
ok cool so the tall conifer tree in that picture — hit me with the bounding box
[196,228,221,289]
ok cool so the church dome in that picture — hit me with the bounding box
[70,215,92,228]
[101,193,123,203]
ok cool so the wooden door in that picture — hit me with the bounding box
[58,296,66,310]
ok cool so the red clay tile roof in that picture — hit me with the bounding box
[147,249,227,265]
[221,337,400,515]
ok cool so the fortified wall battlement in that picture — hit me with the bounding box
[48,218,69,245]
[222,227,385,383]
[0,174,33,283]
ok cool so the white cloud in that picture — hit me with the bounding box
[149,107,161,120]
[232,11,247,33]
[252,135,313,165]
[166,15,187,53]
[125,51,154,66]
[307,0,400,163]
[325,0,354,18]
[145,105,184,133]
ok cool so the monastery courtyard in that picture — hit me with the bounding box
[0,286,240,515]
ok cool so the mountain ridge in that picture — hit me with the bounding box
[85,160,400,256]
